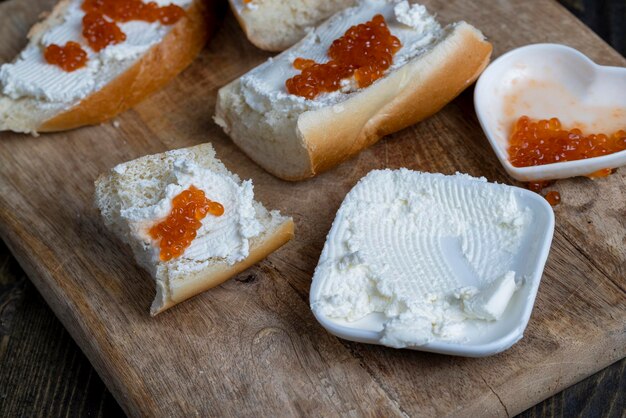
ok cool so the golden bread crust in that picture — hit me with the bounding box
[151,218,294,315]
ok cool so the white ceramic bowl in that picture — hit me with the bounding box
[311,186,555,357]
[474,44,626,182]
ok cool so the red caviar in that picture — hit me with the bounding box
[82,12,127,51]
[82,0,185,24]
[508,116,626,167]
[587,168,613,178]
[545,191,561,206]
[286,14,401,99]
[149,186,224,262]
[43,41,88,71]
[512,116,625,207]
[526,182,561,206]
[46,0,184,70]
[527,181,552,193]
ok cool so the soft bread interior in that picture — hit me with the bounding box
[215,8,492,180]
[216,82,313,179]
[231,0,355,51]
[95,143,294,315]
[0,0,210,133]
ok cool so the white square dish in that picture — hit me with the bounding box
[310,171,555,357]
[474,43,626,182]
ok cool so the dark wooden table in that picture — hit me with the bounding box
[0,0,624,416]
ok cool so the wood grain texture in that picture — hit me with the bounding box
[0,0,624,417]
[4,239,624,418]
[0,253,124,417]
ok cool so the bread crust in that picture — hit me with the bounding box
[151,218,294,315]
[94,142,295,316]
[39,0,214,131]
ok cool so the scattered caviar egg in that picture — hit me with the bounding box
[587,168,613,178]
[286,14,402,99]
[82,12,127,51]
[508,116,626,167]
[149,186,224,262]
[525,181,561,206]
[545,191,561,206]
[43,42,88,72]
[527,180,552,193]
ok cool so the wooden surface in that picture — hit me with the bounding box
[0,0,625,416]
[0,241,123,417]
[1,239,624,418]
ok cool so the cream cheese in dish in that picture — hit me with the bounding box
[310,169,532,349]
[236,0,444,114]
[112,158,263,272]
[0,0,192,103]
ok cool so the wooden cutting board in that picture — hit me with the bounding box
[0,0,624,416]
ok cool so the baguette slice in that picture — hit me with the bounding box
[0,0,216,134]
[229,0,355,51]
[95,143,294,315]
[215,0,492,181]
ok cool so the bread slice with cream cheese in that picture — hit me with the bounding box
[215,0,492,180]
[95,143,294,315]
[0,0,216,133]
[229,0,356,51]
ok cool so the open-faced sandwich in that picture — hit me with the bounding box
[0,0,217,133]
[95,143,294,315]
[216,0,492,180]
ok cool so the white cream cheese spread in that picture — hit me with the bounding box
[310,169,531,348]
[114,158,263,269]
[0,0,191,103]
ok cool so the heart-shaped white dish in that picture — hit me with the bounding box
[474,44,626,182]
